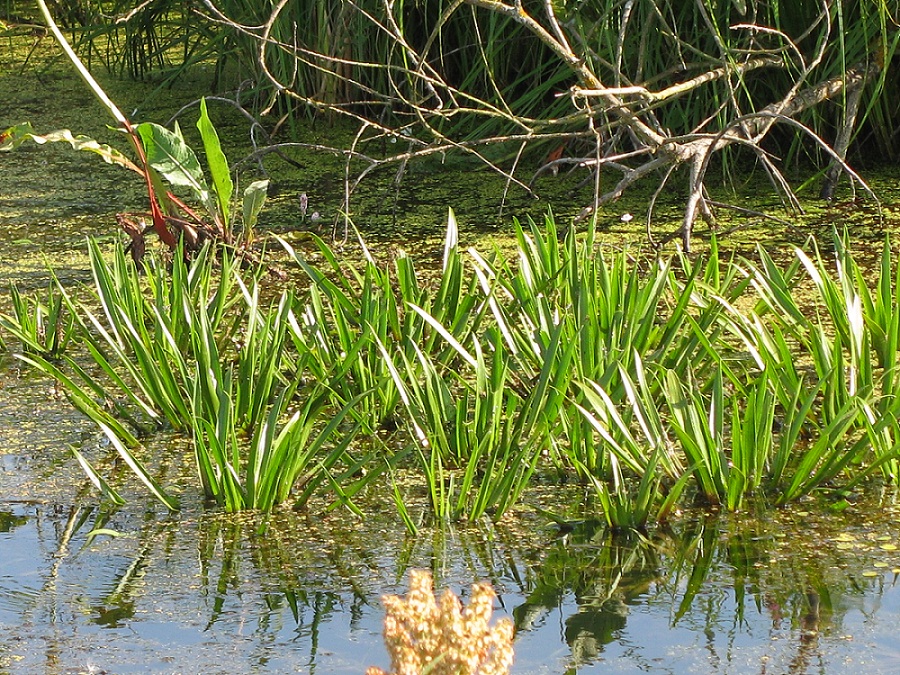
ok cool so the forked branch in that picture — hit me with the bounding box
[198,0,891,250]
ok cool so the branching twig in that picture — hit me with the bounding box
[197,0,891,251]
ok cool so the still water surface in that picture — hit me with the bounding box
[4,390,900,675]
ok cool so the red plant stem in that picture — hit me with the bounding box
[36,0,177,249]
[120,119,177,248]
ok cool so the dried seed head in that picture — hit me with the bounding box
[367,569,515,675]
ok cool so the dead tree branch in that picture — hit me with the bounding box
[198,0,892,250]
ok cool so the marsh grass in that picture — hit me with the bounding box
[379,322,552,524]
[191,366,363,512]
[11,238,364,512]
[7,210,900,532]
[586,448,688,533]
[280,211,484,432]
[80,0,899,165]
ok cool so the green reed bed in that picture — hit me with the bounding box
[5,213,900,534]
[379,307,560,524]
[279,214,482,433]
[73,0,898,162]
[727,236,900,488]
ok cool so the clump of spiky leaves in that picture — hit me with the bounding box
[282,212,542,526]
[723,230,900,499]
[0,282,74,359]
[17,240,241,437]
[565,227,900,528]
[379,321,555,525]
[187,286,366,512]
[280,210,481,432]
[366,569,514,675]
[481,217,742,480]
[15,205,900,534]
[190,361,363,512]
[290,217,900,530]
[16,238,363,513]
[576,360,688,530]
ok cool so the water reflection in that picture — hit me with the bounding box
[506,507,900,673]
[0,508,28,533]
[514,524,662,665]
[3,493,900,673]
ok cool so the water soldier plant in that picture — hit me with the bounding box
[0,282,75,360]
[6,208,900,536]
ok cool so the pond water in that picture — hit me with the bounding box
[6,27,900,675]
[5,439,900,675]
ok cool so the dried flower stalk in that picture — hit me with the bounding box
[366,569,515,675]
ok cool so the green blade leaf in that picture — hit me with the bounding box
[136,121,210,207]
[97,422,180,511]
[242,179,269,231]
[197,98,233,226]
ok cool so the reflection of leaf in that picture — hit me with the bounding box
[84,527,123,548]
[86,528,122,538]
[93,603,134,627]
[136,121,210,209]
[0,511,28,533]
[673,522,718,623]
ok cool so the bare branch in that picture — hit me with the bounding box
[197,0,889,251]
